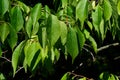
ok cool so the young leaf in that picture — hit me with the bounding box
[47,15,61,47]
[103,0,112,21]
[59,21,68,45]
[88,36,97,53]
[76,28,85,51]
[117,1,120,15]
[0,0,9,16]
[66,27,79,63]
[0,22,10,43]
[10,6,24,32]
[12,41,25,76]
[61,73,69,80]
[31,3,42,27]
[7,25,18,50]
[87,21,93,31]
[76,0,88,29]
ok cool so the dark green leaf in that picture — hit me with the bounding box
[47,15,61,47]
[11,6,24,32]
[66,27,79,63]
[103,0,112,21]
[0,22,10,43]
[0,47,2,57]
[0,0,9,16]
[12,40,25,76]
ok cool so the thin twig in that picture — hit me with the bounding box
[98,43,119,52]
[83,47,96,61]
[2,50,8,54]
[15,66,24,74]
[1,57,11,62]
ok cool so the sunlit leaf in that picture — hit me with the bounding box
[103,0,112,21]
[7,25,18,50]
[12,41,26,76]
[54,48,60,61]
[10,6,24,32]
[79,77,86,80]
[61,0,68,8]
[31,3,42,27]
[76,0,88,29]
[76,27,85,51]
[83,29,90,39]
[32,22,39,35]
[87,21,93,31]
[0,0,9,16]
[66,27,79,63]
[60,21,68,45]
[47,15,61,47]
[88,36,97,53]
[117,1,120,15]
[99,19,104,40]
[61,73,69,80]
[0,73,6,80]
[0,22,10,43]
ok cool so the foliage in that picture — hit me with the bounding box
[0,0,120,79]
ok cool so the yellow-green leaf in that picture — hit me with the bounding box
[0,23,10,43]
[117,1,120,15]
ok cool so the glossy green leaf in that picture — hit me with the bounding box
[61,73,69,80]
[92,5,103,34]
[12,41,25,76]
[88,36,97,53]
[103,0,112,21]
[0,23,10,43]
[0,73,6,80]
[0,0,9,16]
[76,0,88,29]
[11,6,24,32]
[47,15,61,47]
[31,3,42,27]
[99,19,104,40]
[60,21,68,45]
[66,27,79,63]
[117,1,120,15]
[24,38,41,67]
[17,1,30,14]
[7,26,18,50]
[25,16,33,37]
[76,28,85,51]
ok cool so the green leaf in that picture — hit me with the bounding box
[61,0,68,8]
[0,73,6,80]
[76,0,88,29]
[25,16,33,37]
[76,27,85,51]
[66,27,79,63]
[10,6,24,32]
[0,0,9,16]
[99,19,104,40]
[7,25,18,50]
[47,15,61,47]
[79,77,86,80]
[12,40,25,76]
[83,29,90,39]
[117,1,120,15]
[88,36,97,53]
[32,22,39,35]
[103,0,112,21]
[17,1,30,14]
[92,5,103,34]
[0,22,10,43]
[61,73,69,80]
[42,27,47,49]
[87,21,93,31]
[60,21,68,45]
[31,3,42,27]
[54,48,60,61]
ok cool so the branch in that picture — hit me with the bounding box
[98,43,119,52]
[1,57,11,62]
[15,66,24,74]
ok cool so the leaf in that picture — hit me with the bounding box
[10,6,24,32]
[0,0,9,16]
[54,48,60,61]
[103,0,112,21]
[42,27,47,49]
[61,0,68,8]
[0,22,10,43]
[0,47,2,57]
[7,25,18,50]
[25,16,33,37]
[76,0,88,29]
[117,1,120,15]
[47,15,61,47]
[87,21,93,30]
[12,41,25,76]
[31,3,42,27]
[83,29,90,39]
[0,73,6,80]
[61,73,69,80]
[76,27,85,51]
[66,27,79,63]
[88,36,97,53]
[32,22,39,35]
[17,1,30,14]
[99,19,104,40]
[59,21,68,45]
[92,5,103,34]
[79,77,86,80]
